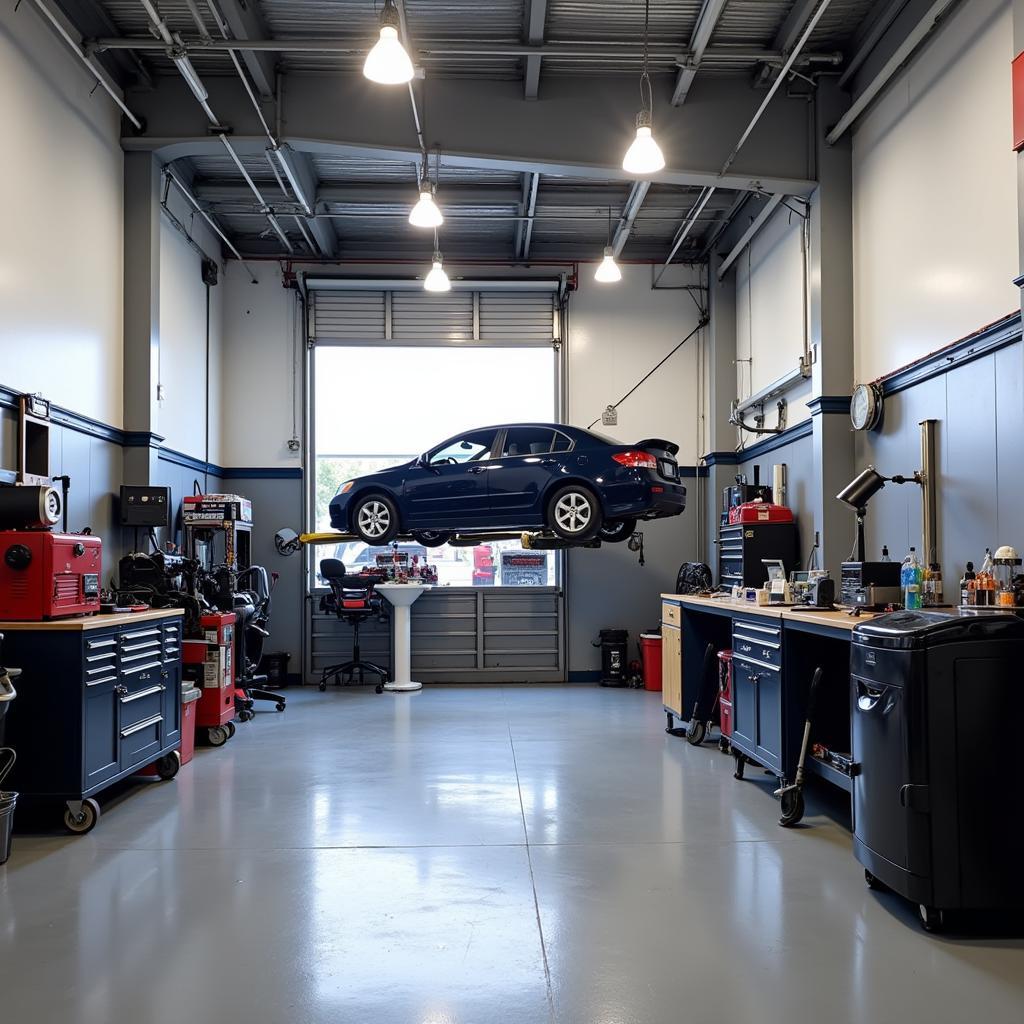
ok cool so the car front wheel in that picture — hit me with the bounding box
[352,494,400,544]
[547,485,602,541]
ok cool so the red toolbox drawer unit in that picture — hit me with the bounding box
[0,531,102,619]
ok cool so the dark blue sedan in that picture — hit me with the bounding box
[329,424,686,546]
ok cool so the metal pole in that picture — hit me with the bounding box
[919,419,938,567]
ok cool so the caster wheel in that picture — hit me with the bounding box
[919,905,945,933]
[240,710,255,723]
[665,712,675,733]
[686,720,707,746]
[63,798,100,835]
[276,702,286,712]
[154,751,181,781]
[718,736,730,754]
[225,722,236,739]
[318,681,327,692]
[208,725,228,747]
[778,789,805,827]
[375,684,384,694]
[865,869,882,891]
[733,751,745,780]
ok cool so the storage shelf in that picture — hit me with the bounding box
[806,755,853,793]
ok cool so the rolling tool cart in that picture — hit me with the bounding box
[851,611,1024,931]
[184,612,239,745]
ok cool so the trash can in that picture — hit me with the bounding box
[640,633,662,691]
[259,651,291,688]
[180,687,202,766]
[595,628,629,687]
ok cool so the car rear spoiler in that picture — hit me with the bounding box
[636,438,679,457]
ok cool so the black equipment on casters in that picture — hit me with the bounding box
[318,559,389,693]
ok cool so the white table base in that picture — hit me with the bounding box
[376,585,430,694]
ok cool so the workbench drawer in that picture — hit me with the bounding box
[662,601,681,627]
[120,711,164,769]
[119,683,165,729]
[732,620,782,670]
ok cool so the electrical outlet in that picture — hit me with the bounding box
[156,384,166,402]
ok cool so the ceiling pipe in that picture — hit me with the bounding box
[652,186,715,285]
[29,0,143,129]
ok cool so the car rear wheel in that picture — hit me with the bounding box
[598,518,636,543]
[352,494,400,544]
[547,485,602,541]
[412,531,451,548]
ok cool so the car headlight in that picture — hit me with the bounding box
[338,481,354,494]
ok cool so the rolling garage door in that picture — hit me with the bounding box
[306,281,566,683]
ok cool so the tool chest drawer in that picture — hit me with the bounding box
[662,601,681,627]
[732,619,782,670]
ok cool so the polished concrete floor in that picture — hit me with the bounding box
[2,685,1023,1023]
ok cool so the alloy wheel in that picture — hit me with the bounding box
[358,500,391,539]
[554,491,592,534]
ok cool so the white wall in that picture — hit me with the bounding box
[852,0,1018,382]
[158,187,224,463]
[221,261,302,469]
[734,202,811,435]
[567,262,704,674]
[0,3,124,424]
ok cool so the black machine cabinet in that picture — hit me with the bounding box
[718,522,799,589]
[851,611,1024,923]
[729,617,786,776]
[0,611,183,829]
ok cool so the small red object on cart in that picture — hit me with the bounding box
[728,500,794,525]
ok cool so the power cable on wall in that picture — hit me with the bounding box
[587,318,708,431]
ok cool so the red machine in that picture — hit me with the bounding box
[472,545,496,586]
[728,500,794,525]
[717,650,734,752]
[0,531,102,619]
[184,612,237,745]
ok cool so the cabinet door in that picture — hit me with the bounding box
[84,681,120,790]
[755,666,783,773]
[661,625,682,716]
[731,658,758,752]
[161,663,182,748]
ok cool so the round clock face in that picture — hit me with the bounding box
[850,383,880,431]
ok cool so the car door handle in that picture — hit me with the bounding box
[468,466,486,474]
[540,458,557,466]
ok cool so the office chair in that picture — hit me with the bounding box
[318,558,389,694]
[233,566,287,717]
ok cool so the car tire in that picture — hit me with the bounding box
[412,531,452,548]
[351,493,400,544]
[546,485,603,541]
[598,518,636,543]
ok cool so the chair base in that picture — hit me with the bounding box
[319,659,389,692]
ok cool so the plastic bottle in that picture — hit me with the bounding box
[881,545,892,562]
[960,562,975,606]
[928,563,943,607]
[902,547,922,610]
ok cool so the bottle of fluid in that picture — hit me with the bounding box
[960,562,976,606]
[928,563,943,607]
[902,547,922,610]
[881,545,892,562]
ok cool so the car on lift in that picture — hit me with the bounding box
[328,423,686,546]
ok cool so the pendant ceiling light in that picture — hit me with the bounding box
[409,150,443,228]
[622,0,665,175]
[424,233,451,292]
[363,0,414,85]
[594,206,622,283]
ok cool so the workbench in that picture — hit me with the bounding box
[660,593,878,798]
[0,609,185,834]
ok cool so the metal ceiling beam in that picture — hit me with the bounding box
[210,0,276,101]
[272,146,337,256]
[653,186,716,284]
[699,189,748,257]
[773,0,822,54]
[520,174,540,258]
[838,0,913,88]
[716,194,783,279]
[826,0,961,144]
[672,0,730,106]
[610,181,650,257]
[523,0,549,100]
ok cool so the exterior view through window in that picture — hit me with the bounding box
[312,345,559,587]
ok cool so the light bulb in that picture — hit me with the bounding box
[622,113,666,175]
[409,190,443,228]
[424,258,451,292]
[594,247,622,284]
[363,25,414,84]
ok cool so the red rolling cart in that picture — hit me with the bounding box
[184,612,237,747]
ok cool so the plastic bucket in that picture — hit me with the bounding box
[0,790,16,865]
[640,633,663,692]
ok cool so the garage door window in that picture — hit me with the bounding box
[311,342,560,589]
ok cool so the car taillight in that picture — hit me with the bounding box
[612,450,658,469]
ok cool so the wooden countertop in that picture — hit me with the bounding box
[661,594,883,632]
[661,593,784,621]
[0,608,184,632]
